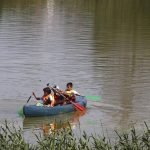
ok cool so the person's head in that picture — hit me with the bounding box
[66,82,73,91]
[43,87,51,96]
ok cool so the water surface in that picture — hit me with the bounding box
[0,0,150,137]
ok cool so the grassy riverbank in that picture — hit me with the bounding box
[0,121,150,150]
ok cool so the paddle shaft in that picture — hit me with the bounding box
[49,87,85,111]
[50,86,71,101]
[26,95,32,104]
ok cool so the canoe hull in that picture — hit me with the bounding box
[23,96,87,117]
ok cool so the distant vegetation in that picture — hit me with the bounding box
[0,121,150,150]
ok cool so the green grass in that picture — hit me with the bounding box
[0,121,150,150]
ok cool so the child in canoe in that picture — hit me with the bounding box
[33,87,55,107]
[62,82,80,103]
[65,82,80,96]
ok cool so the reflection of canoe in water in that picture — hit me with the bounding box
[23,111,86,135]
[23,96,87,117]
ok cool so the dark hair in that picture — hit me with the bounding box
[43,87,51,94]
[66,82,73,87]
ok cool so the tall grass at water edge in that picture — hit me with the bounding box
[0,120,150,150]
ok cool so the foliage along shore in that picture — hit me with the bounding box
[0,121,150,150]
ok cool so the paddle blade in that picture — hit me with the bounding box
[17,106,24,117]
[71,102,85,111]
[85,95,101,102]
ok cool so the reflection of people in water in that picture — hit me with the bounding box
[42,110,86,135]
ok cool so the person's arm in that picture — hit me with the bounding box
[73,90,80,96]
[49,95,55,107]
[32,92,41,100]
[50,101,55,107]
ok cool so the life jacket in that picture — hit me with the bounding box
[65,90,76,103]
[65,94,76,103]
[54,94,59,101]
[42,94,54,102]
[42,94,50,102]
[66,89,75,95]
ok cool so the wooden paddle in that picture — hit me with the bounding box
[70,100,85,111]
[49,86,85,111]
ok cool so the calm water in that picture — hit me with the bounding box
[0,0,150,137]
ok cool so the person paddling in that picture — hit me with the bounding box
[65,82,80,96]
[62,82,80,103]
[33,87,55,107]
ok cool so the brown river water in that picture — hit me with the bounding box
[0,0,150,138]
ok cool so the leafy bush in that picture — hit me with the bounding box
[0,121,149,150]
